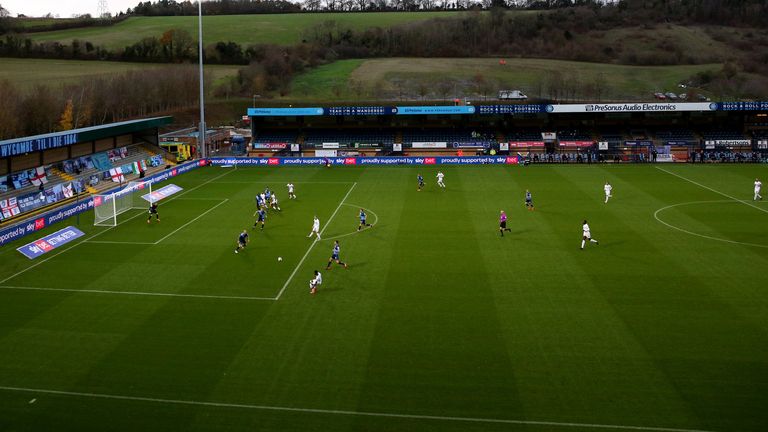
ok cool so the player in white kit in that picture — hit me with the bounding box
[308,216,321,240]
[436,171,446,188]
[581,219,599,250]
[287,183,296,199]
[309,270,322,295]
[604,181,613,203]
[270,193,281,211]
[755,178,762,201]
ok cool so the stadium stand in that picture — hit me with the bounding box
[303,129,394,147]
[251,130,299,146]
[701,129,747,140]
[558,130,593,141]
[654,128,697,142]
[401,129,495,146]
[506,129,543,141]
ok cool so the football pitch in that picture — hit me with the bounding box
[0,164,766,432]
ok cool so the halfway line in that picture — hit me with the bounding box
[0,385,715,432]
[655,166,768,215]
[274,182,357,300]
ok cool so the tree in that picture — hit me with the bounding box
[0,79,21,139]
[58,99,74,131]
[0,3,10,17]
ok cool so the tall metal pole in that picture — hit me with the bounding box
[197,0,206,159]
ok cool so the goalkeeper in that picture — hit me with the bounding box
[147,202,160,224]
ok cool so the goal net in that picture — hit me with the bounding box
[93,181,152,227]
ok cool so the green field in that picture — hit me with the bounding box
[289,58,721,101]
[0,164,767,432]
[24,12,464,48]
[0,58,240,89]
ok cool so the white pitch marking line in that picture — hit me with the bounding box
[653,200,768,249]
[0,169,235,286]
[85,240,155,245]
[174,197,228,201]
[0,385,716,432]
[153,199,228,245]
[0,285,276,301]
[320,203,379,242]
[655,167,768,215]
[214,181,355,184]
[274,182,357,300]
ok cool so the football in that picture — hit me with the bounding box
[278,257,283,261]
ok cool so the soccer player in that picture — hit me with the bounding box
[358,208,371,231]
[604,181,613,204]
[259,192,267,209]
[499,210,512,236]
[147,202,160,224]
[525,189,534,211]
[235,229,249,254]
[309,270,322,295]
[287,183,296,199]
[755,178,762,201]
[270,193,281,211]
[436,171,446,188]
[265,187,272,203]
[417,174,424,191]
[326,240,348,270]
[308,215,321,240]
[580,219,599,250]
[254,208,267,230]
[255,193,265,212]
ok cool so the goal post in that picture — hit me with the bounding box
[93,181,152,227]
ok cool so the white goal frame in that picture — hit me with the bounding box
[93,181,152,227]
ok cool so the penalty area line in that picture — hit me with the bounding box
[0,169,235,286]
[0,385,716,432]
[274,182,357,300]
[153,199,228,245]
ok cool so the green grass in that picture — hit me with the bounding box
[25,12,465,48]
[288,58,722,101]
[0,58,241,89]
[290,59,366,100]
[0,164,767,432]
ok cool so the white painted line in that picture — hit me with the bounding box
[0,285,276,301]
[274,182,357,300]
[153,199,228,244]
[0,385,716,432]
[0,169,235,286]
[85,241,155,245]
[214,181,354,184]
[655,167,768,215]
[174,197,228,201]
[653,200,768,249]
[321,203,379,241]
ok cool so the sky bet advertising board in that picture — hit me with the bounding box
[207,156,520,166]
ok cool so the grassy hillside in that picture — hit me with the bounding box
[24,12,466,48]
[289,58,722,102]
[0,58,241,89]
